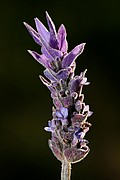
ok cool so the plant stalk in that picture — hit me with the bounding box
[61,160,71,180]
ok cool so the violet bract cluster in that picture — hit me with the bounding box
[24,12,93,164]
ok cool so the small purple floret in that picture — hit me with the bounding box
[56,106,68,120]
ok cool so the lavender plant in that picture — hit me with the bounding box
[24,12,93,180]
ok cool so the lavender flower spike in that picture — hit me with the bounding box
[24,12,93,180]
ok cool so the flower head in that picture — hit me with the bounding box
[24,12,93,163]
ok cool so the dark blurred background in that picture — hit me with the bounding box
[0,0,120,179]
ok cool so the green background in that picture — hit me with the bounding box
[0,0,120,179]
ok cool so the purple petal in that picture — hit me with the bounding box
[56,111,63,118]
[28,50,50,68]
[88,111,93,117]
[84,82,90,85]
[62,43,86,68]
[56,69,69,80]
[23,22,41,45]
[83,105,89,112]
[60,107,68,119]
[41,46,53,59]
[44,69,57,81]
[39,34,63,59]
[83,105,93,116]
[34,17,50,43]
[45,11,58,49]
[57,24,68,53]
[72,134,78,146]
[44,127,51,132]
[81,77,90,85]
[45,120,56,132]
[79,132,85,139]
[48,120,55,128]
[75,128,82,139]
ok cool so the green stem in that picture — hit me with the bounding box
[61,160,71,180]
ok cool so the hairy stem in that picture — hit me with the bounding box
[61,160,71,180]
